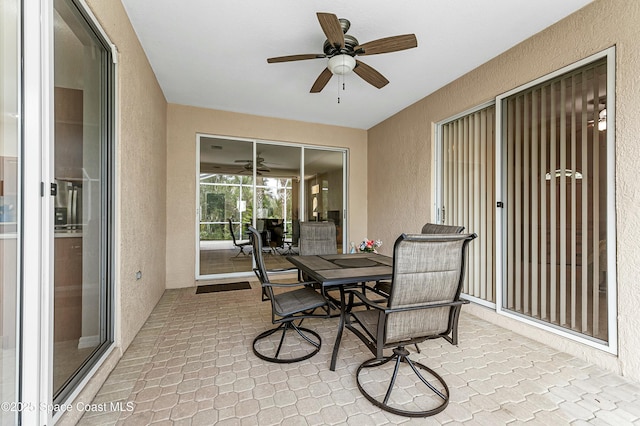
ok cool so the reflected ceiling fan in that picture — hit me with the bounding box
[267,12,417,93]
[234,155,272,174]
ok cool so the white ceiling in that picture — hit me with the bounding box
[120,0,592,130]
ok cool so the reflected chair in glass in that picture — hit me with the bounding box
[344,233,476,417]
[278,219,300,255]
[248,226,330,363]
[228,218,251,256]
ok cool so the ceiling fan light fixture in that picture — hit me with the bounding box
[328,54,355,75]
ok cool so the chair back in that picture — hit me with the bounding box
[247,226,270,286]
[298,222,337,255]
[386,233,476,344]
[421,223,465,234]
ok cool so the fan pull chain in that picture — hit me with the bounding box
[337,73,346,104]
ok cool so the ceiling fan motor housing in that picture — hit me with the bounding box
[323,34,359,57]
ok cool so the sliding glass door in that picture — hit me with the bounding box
[437,49,614,349]
[255,143,301,255]
[303,148,345,253]
[197,136,346,279]
[52,0,115,404]
[198,138,254,276]
[499,56,612,342]
[439,104,496,305]
[0,0,20,421]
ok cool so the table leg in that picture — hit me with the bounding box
[330,286,346,371]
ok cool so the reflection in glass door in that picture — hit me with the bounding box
[53,0,113,402]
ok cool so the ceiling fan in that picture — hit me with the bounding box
[234,156,271,174]
[267,12,417,93]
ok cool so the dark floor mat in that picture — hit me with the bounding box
[196,281,252,294]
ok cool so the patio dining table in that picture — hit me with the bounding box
[286,252,393,371]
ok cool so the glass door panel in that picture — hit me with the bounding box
[198,137,254,276]
[440,105,496,304]
[255,143,301,265]
[53,0,112,401]
[501,58,609,341]
[197,139,346,276]
[303,149,345,252]
[1,0,20,421]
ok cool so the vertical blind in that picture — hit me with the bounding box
[502,59,608,341]
[442,105,496,303]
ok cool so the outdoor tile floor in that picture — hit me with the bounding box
[78,283,640,425]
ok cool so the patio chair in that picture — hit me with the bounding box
[344,233,476,417]
[298,221,337,255]
[278,219,300,255]
[247,226,330,363]
[297,221,337,283]
[375,223,465,297]
[228,218,251,256]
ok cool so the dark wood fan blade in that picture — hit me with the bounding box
[310,68,333,93]
[267,54,326,63]
[355,34,417,56]
[317,12,344,49]
[353,60,389,89]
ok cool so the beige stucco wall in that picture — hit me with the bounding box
[368,0,640,381]
[166,105,367,288]
[86,0,168,350]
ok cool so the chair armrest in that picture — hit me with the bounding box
[383,299,469,315]
[345,289,387,311]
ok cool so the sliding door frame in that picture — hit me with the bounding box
[495,47,617,354]
[195,134,348,280]
[434,100,496,309]
[435,47,616,354]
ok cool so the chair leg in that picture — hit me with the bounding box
[253,322,322,364]
[356,346,449,417]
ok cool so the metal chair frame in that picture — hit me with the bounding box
[344,233,475,417]
[248,226,330,363]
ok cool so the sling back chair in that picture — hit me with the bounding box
[374,223,465,297]
[344,232,476,417]
[297,221,337,289]
[248,226,330,363]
